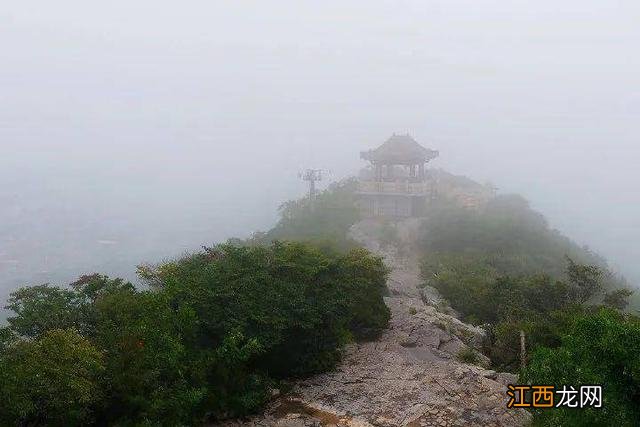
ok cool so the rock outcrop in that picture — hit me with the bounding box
[220,219,530,426]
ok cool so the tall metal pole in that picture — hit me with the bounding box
[301,169,323,211]
[309,177,316,202]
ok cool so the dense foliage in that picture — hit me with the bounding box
[425,255,618,369]
[420,196,632,368]
[419,194,638,423]
[523,308,640,426]
[0,242,389,425]
[420,195,612,278]
[0,329,104,426]
[247,178,361,251]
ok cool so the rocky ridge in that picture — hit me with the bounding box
[221,219,530,426]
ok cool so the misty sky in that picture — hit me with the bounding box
[1,1,639,295]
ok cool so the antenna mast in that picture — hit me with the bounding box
[300,169,323,209]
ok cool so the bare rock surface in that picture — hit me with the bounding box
[219,219,530,427]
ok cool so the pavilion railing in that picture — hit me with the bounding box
[357,180,432,195]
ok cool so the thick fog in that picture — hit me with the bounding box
[2,1,639,303]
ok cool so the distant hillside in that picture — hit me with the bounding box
[419,194,617,280]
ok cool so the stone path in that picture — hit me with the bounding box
[220,220,530,427]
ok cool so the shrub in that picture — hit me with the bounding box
[419,195,632,371]
[253,178,361,251]
[0,329,104,426]
[5,285,80,338]
[457,347,480,365]
[419,195,614,280]
[522,308,640,425]
[147,242,389,418]
[150,242,390,381]
[1,241,390,424]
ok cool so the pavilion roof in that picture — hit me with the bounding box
[360,134,439,164]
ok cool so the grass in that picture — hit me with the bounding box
[457,347,481,365]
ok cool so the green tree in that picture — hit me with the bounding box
[419,195,615,280]
[522,308,640,426]
[2,232,389,423]
[5,285,80,338]
[0,327,16,353]
[0,329,104,426]
[603,288,634,311]
[419,195,631,371]
[566,257,603,303]
[4,275,136,340]
[138,241,389,419]
[90,286,205,425]
[254,178,361,250]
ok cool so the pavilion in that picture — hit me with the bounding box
[356,134,438,217]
